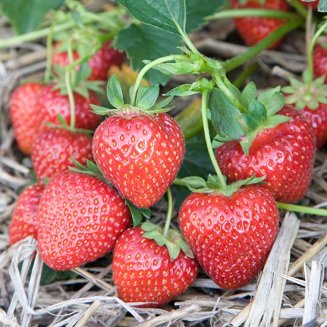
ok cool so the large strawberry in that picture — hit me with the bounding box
[215,106,315,203]
[37,171,131,270]
[93,112,184,208]
[32,128,93,181]
[231,0,289,49]
[9,184,45,245]
[113,225,198,305]
[10,82,45,155]
[53,41,124,81]
[313,41,327,82]
[179,185,279,290]
[37,85,101,133]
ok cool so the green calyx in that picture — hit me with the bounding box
[175,175,265,197]
[141,221,194,261]
[283,71,327,110]
[92,75,173,116]
[209,82,289,155]
[69,158,104,180]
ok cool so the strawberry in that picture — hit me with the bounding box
[37,85,101,133]
[301,0,319,9]
[53,41,124,81]
[215,106,315,203]
[9,184,45,245]
[37,171,131,270]
[92,112,185,208]
[10,82,45,155]
[179,185,279,290]
[112,226,198,305]
[32,128,93,181]
[231,0,289,49]
[313,42,327,82]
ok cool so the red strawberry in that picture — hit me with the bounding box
[37,85,101,133]
[301,0,319,9]
[215,107,315,203]
[112,226,198,305]
[231,0,289,49]
[10,82,45,155]
[314,42,327,82]
[32,129,93,181]
[9,184,45,245]
[53,41,124,81]
[37,171,131,270]
[92,112,185,208]
[179,185,279,290]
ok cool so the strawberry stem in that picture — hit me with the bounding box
[201,90,227,188]
[130,55,179,106]
[44,24,54,83]
[278,202,327,217]
[163,188,173,237]
[207,9,301,20]
[223,17,304,72]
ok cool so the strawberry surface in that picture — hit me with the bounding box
[37,171,131,270]
[37,85,101,133]
[179,185,279,290]
[231,0,289,49]
[9,184,45,245]
[92,112,185,208]
[301,0,319,9]
[10,82,45,155]
[314,43,327,82]
[112,226,198,305]
[215,107,315,203]
[53,41,124,81]
[32,129,93,181]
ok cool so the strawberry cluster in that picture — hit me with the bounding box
[7,0,327,309]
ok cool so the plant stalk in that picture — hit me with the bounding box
[163,188,173,237]
[278,202,327,217]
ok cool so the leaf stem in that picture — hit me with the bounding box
[278,202,327,217]
[207,8,300,20]
[307,20,327,90]
[223,17,304,72]
[163,188,173,237]
[201,90,227,188]
[130,55,178,106]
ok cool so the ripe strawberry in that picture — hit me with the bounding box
[231,0,289,49]
[179,185,279,290]
[9,184,45,245]
[313,42,327,82]
[92,112,185,208]
[37,85,101,133]
[37,171,131,270]
[53,41,124,81]
[112,226,198,305]
[32,129,93,181]
[215,107,315,203]
[10,82,45,155]
[301,0,319,9]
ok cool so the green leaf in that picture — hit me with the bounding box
[243,100,267,130]
[117,0,186,35]
[136,84,160,110]
[126,201,151,226]
[165,84,198,97]
[107,75,124,109]
[90,104,113,116]
[179,176,207,189]
[156,96,174,109]
[0,0,64,34]
[115,24,182,84]
[209,88,244,140]
[241,82,257,108]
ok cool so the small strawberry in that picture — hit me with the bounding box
[9,184,45,245]
[215,106,315,203]
[112,225,198,305]
[179,185,279,290]
[10,82,45,155]
[32,128,93,181]
[313,42,327,82]
[93,112,185,208]
[300,0,319,9]
[53,41,124,81]
[231,0,289,49]
[37,85,101,133]
[37,171,131,270]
